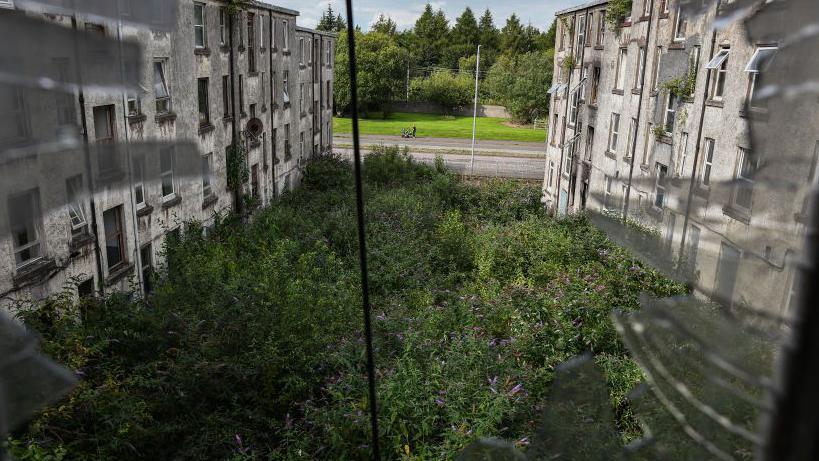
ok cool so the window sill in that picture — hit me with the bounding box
[13,258,57,288]
[220,44,230,53]
[604,150,617,160]
[194,47,212,57]
[127,113,147,124]
[249,139,261,149]
[249,71,259,77]
[612,89,625,95]
[260,47,266,53]
[136,204,153,217]
[657,134,673,145]
[283,101,291,109]
[739,106,769,121]
[299,64,306,69]
[705,99,724,108]
[622,20,632,28]
[155,112,177,123]
[202,194,217,209]
[668,41,686,50]
[199,123,215,135]
[223,115,233,123]
[105,262,134,286]
[682,96,695,104]
[587,103,598,110]
[162,194,182,209]
[639,15,651,22]
[659,12,670,19]
[594,45,604,50]
[723,205,751,225]
[282,49,291,56]
[640,163,651,172]
[631,88,642,95]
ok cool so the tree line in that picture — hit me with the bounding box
[318,4,556,122]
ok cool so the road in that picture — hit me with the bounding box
[333,135,547,180]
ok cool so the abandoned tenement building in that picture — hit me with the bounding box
[0,0,336,308]
[543,0,817,316]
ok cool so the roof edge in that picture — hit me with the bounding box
[296,25,338,37]
[555,0,609,16]
[243,0,300,17]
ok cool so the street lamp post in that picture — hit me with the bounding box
[470,44,481,175]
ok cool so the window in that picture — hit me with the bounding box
[261,71,266,104]
[272,71,277,102]
[272,17,277,49]
[160,146,175,198]
[326,41,331,65]
[551,113,558,145]
[660,0,669,13]
[608,113,620,153]
[615,48,627,90]
[664,93,677,133]
[654,163,668,208]
[706,48,730,100]
[621,184,629,212]
[222,75,230,117]
[299,37,305,65]
[625,118,637,159]
[219,8,227,46]
[283,20,289,50]
[133,155,145,207]
[642,122,653,165]
[701,138,715,185]
[251,164,259,199]
[689,46,701,84]
[272,128,278,161]
[326,80,331,108]
[248,13,256,72]
[197,78,210,126]
[299,131,305,157]
[548,160,555,190]
[586,13,593,46]
[250,103,256,118]
[580,66,588,100]
[585,126,595,161]
[564,140,574,175]
[569,90,579,125]
[141,244,153,294]
[745,46,777,109]
[126,92,140,117]
[576,15,586,56]
[9,189,43,268]
[194,2,206,49]
[66,175,87,235]
[284,123,291,158]
[103,205,126,270]
[676,132,689,176]
[673,6,687,41]
[634,47,646,90]
[664,213,676,253]
[603,175,613,210]
[239,75,244,114]
[93,105,114,143]
[328,43,333,67]
[732,147,757,212]
[642,0,651,16]
[651,46,663,91]
[202,153,213,197]
[685,225,701,274]
[715,243,741,305]
[154,60,171,114]
[299,83,304,113]
[596,11,605,45]
[591,66,601,103]
[283,70,290,103]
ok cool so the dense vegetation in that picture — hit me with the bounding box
[7,149,682,460]
[321,4,557,122]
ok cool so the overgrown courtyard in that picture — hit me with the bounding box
[8,149,683,460]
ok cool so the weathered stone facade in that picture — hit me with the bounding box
[0,0,335,308]
[543,0,817,316]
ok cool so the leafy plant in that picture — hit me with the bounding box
[605,0,633,31]
[661,68,697,99]
[562,54,576,70]
[226,142,249,192]
[653,125,667,139]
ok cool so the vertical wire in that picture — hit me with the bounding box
[342,0,381,458]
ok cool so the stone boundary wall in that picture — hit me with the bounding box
[387,101,511,119]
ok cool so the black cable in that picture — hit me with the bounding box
[343,0,381,459]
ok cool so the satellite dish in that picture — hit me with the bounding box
[246,118,263,137]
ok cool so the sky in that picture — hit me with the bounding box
[262,0,580,33]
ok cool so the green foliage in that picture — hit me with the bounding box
[662,68,697,99]
[226,142,249,191]
[653,124,668,139]
[485,50,555,122]
[562,54,576,70]
[8,151,684,459]
[606,0,634,31]
[316,4,346,32]
[409,70,474,110]
[371,14,397,36]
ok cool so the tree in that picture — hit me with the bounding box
[478,9,500,50]
[500,14,528,56]
[412,3,450,68]
[544,19,557,50]
[485,49,554,121]
[335,13,347,32]
[409,70,473,110]
[316,5,336,32]
[451,7,479,47]
[371,14,397,36]
[334,31,407,117]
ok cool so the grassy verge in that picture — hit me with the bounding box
[333,112,548,143]
[8,149,683,460]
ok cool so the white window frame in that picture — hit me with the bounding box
[160,146,176,199]
[9,188,43,269]
[283,70,290,103]
[154,59,171,114]
[576,15,586,56]
[299,37,305,65]
[706,48,730,100]
[202,153,213,197]
[673,6,686,41]
[608,113,620,153]
[745,46,777,109]
[652,46,663,91]
[66,175,87,234]
[625,117,636,160]
[634,47,645,90]
[219,8,227,46]
[654,162,668,209]
[615,48,627,90]
[133,155,145,207]
[548,160,555,191]
[283,20,289,50]
[701,138,715,186]
[731,147,757,212]
[194,2,206,49]
[676,132,689,176]
[603,175,613,210]
[664,93,677,133]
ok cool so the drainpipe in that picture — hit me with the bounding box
[70,15,105,299]
[269,11,277,198]
[676,5,719,265]
[553,11,578,215]
[568,10,590,210]
[623,0,657,220]
[228,9,243,215]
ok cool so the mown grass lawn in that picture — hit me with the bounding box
[334,112,548,143]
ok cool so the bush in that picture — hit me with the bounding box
[409,70,474,111]
[7,151,685,459]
